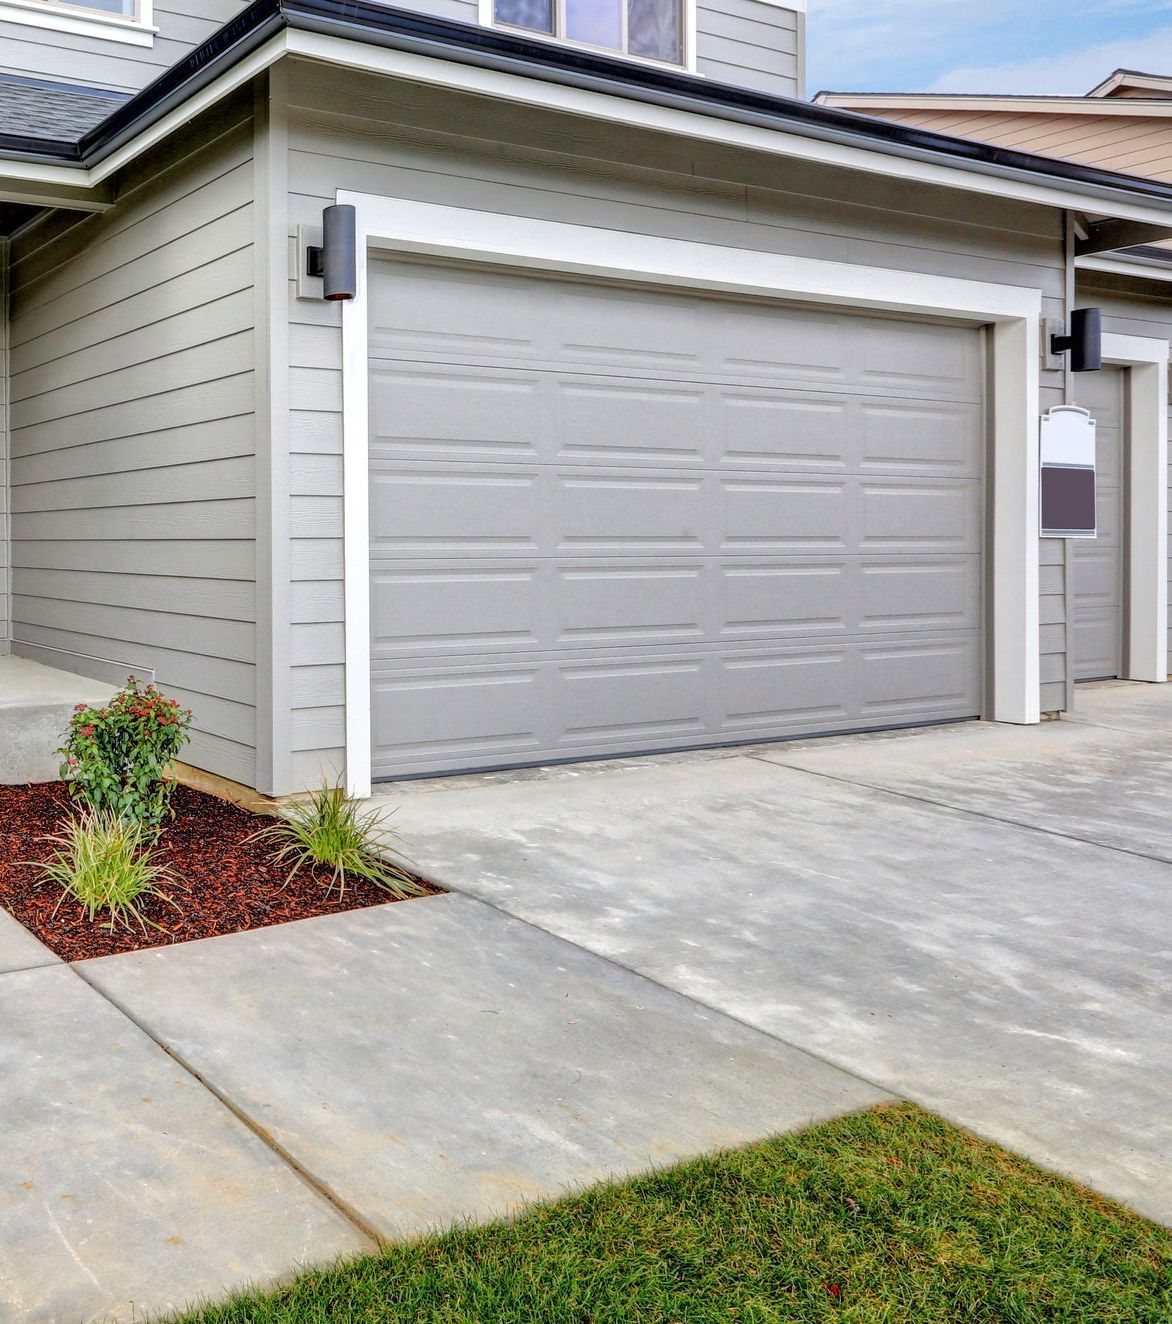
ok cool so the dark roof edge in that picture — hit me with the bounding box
[7,0,1172,216]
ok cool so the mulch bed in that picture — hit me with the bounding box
[0,782,438,962]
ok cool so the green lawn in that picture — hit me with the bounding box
[176,1103,1172,1323]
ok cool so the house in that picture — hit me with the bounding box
[818,70,1172,701]
[1,3,1171,801]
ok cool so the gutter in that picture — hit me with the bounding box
[5,0,1172,223]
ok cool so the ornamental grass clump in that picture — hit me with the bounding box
[250,782,424,900]
[59,677,193,833]
[32,809,180,933]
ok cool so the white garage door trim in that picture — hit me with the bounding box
[1101,332,1169,685]
[338,192,1042,797]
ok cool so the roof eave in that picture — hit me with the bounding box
[5,0,1172,227]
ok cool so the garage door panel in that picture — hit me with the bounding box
[1072,367,1123,680]
[371,262,982,403]
[369,262,559,363]
[858,637,981,718]
[560,381,708,463]
[859,557,981,633]
[1071,609,1120,681]
[369,261,985,779]
[558,657,709,744]
[856,317,983,399]
[721,479,849,551]
[557,564,708,647]
[371,556,980,662]
[860,479,981,553]
[1091,485,1121,543]
[719,649,850,729]
[370,366,544,461]
[372,665,546,768]
[376,362,983,475]
[1073,545,1120,601]
[1094,425,1122,483]
[370,466,542,554]
[372,462,979,560]
[371,634,982,774]
[858,399,983,476]
[721,562,846,639]
[371,564,543,657]
[557,473,708,552]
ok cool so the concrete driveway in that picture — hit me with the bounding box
[386,680,1172,1224]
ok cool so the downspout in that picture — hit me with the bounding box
[1062,211,1077,714]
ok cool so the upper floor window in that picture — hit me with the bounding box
[49,0,137,14]
[0,0,153,45]
[492,0,684,66]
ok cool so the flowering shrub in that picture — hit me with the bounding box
[59,677,193,832]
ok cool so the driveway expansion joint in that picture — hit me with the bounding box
[65,958,385,1252]
[412,875,904,1112]
[745,751,1172,869]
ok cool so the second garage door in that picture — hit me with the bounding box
[1071,367,1124,681]
[368,259,985,779]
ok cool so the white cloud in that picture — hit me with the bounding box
[926,24,1172,93]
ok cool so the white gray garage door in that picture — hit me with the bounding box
[368,259,984,779]
[1072,368,1124,681]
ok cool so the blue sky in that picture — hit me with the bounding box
[806,1,1172,97]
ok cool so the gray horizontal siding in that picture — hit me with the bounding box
[0,0,248,94]
[696,0,801,98]
[278,62,1065,783]
[8,95,258,788]
[1039,537,1066,713]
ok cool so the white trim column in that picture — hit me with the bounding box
[1103,332,1169,683]
[337,192,1044,795]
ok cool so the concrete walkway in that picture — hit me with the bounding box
[0,654,116,784]
[385,681,1172,1225]
[3,679,1169,1320]
[2,900,883,1321]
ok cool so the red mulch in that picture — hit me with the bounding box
[0,782,437,962]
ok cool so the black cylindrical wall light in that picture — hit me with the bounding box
[322,204,357,301]
[1050,306,1102,372]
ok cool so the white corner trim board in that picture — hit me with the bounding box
[1102,332,1170,684]
[337,192,1043,798]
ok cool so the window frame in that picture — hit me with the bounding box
[479,0,697,74]
[0,0,155,46]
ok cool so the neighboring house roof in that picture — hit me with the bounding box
[816,69,1172,269]
[1085,69,1172,99]
[7,0,1172,227]
[0,74,129,140]
[814,70,1172,183]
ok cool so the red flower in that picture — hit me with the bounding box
[73,702,88,712]
[80,725,96,738]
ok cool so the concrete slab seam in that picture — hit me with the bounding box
[395,878,903,1113]
[64,960,385,1252]
[744,753,1172,869]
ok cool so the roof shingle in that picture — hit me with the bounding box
[0,73,127,141]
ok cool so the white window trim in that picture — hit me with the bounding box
[0,0,155,45]
[1101,332,1169,683]
[477,0,697,74]
[336,191,1043,798]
